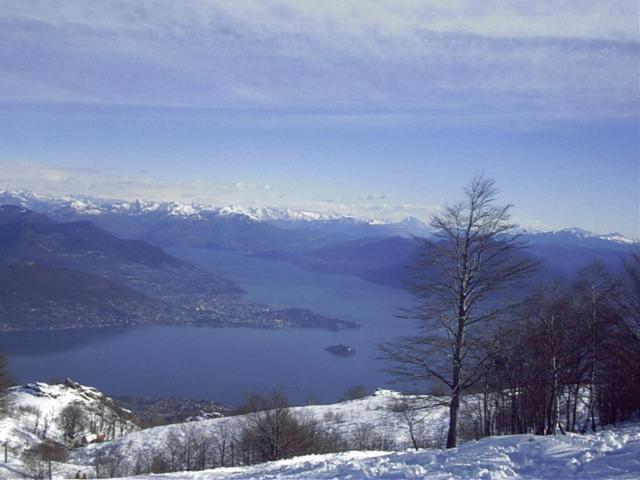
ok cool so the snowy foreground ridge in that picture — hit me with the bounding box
[117,427,640,480]
[1,381,639,479]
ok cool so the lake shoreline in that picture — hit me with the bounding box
[6,248,412,406]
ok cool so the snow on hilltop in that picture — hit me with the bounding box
[0,380,138,479]
[0,379,137,450]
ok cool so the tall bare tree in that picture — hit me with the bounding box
[382,176,536,448]
[593,251,640,425]
[573,260,620,432]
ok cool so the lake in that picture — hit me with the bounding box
[4,248,415,406]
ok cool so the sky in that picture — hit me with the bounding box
[0,1,638,237]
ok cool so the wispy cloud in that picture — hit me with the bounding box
[1,1,637,123]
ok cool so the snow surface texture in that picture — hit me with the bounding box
[115,425,640,479]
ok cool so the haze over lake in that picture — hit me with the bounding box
[5,248,413,405]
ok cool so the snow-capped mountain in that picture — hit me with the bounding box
[521,227,636,248]
[0,189,635,246]
[0,190,366,224]
[219,205,350,223]
[0,190,432,249]
[553,227,636,245]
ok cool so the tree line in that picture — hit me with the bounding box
[382,176,640,447]
[91,390,402,478]
[462,257,640,440]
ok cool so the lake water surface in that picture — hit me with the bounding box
[4,248,414,405]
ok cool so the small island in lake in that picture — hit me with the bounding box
[325,344,355,357]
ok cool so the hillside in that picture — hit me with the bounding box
[0,205,239,298]
[258,234,636,289]
[0,205,357,331]
[0,380,137,452]
[67,389,448,469]
[0,263,177,330]
[2,381,639,479]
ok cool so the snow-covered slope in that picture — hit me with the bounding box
[115,424,640,479]
[1,385,447,479]
[1,379,137,449]
[66,390,448,470]
[3,381,639,479]
[0,380,138,479]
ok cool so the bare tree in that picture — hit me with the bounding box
[573,260,620,432]
[620,249,640,340]
[382,176,536,448]
[619,250,640,416]
[212,422,235,467]
[578,254,640,426]
[240,391,300,462]
[239,391,333,463]
[57,402,88,445]
[389,396,433,450]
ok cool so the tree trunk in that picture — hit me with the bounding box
[409,423,419,450]
[446,312,465,449]
[587,277,598,432]
[446,385,461,448]
[483,390,491,437]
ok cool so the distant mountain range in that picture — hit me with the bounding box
[259,233,636,289]
[0,190,634,250]
[0,205,357,331]
[0,190,636,294]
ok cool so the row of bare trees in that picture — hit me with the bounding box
[102,389,427,478]
[108,392,350,478]
[465,257,640,439]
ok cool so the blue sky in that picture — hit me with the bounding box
[0,1,638,237]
